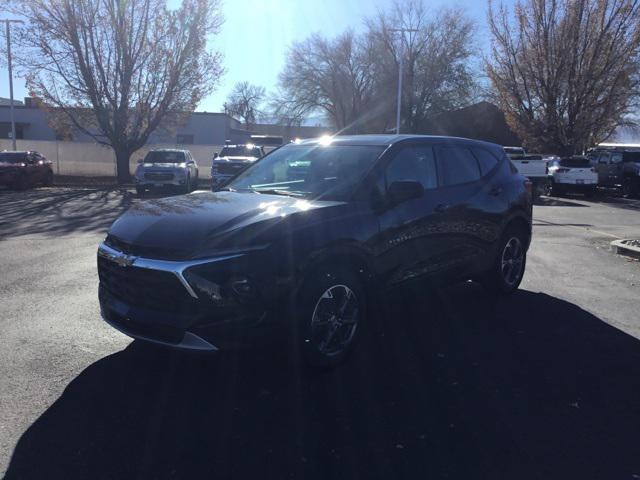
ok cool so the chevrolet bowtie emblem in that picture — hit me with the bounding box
[113,253,137,268]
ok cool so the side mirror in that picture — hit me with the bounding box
[387,180,424,205]
[213,152,219,159]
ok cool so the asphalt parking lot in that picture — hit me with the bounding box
[1,187,640,479]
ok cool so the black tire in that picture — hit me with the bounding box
[43,170,54,187]
[135,186,146,196]
[550,182,564,197]
[480,226,528,295]
[622,178,639,198]
[14,175,30,191]
[584,186,596,198]
[293,266,367,368]
[183,175,191,194]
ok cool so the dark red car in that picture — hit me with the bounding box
[0,151,54,190]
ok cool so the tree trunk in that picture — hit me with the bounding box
[115,147,131,184]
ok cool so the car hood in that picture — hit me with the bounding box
[107,191,345,259]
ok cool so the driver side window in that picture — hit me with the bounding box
[385,145,438,190]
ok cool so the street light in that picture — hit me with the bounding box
[2,19,24,151]
[389,28,417,135]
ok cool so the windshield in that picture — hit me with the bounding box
[144,151,185,163]
[0,152,27,163]
[227,144,385,200]
[219,146,262,158]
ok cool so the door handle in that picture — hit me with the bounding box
[489,186,503,196]
[434,204,449,213]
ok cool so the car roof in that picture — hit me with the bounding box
[295,134,501,150]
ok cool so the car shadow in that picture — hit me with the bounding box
[4,284,640,480]
[0,187,135,238]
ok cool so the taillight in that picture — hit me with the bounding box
[591,167,597,173]
[524,179,533,196]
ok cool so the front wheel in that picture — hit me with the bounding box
[622,178,639,198]
[294,267,366,368]
[183,175,191,194]
[43,170,54,187]
[480,228,528,295]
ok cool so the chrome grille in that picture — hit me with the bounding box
[144,172,174,181]
[98,256,195,312]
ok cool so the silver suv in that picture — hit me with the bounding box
[211,144,265,189]
[134,149,199,195]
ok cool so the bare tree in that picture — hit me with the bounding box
[275,30,380,133]
[8,0,224,182]
[366,1,478,133]
[223,82,266,127]
[487,0,640,155]
[272,0,477,133]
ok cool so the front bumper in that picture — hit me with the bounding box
[97,243,287,350]
[135,170,187,187]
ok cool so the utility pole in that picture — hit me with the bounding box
[2,19,24,151]
[389,28,417,135]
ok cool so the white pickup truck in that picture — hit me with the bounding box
[503,147,549,199]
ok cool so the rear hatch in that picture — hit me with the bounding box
[555,158,596,183]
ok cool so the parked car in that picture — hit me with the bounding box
[592,147,640,198]
[98,135,532,368]
[134,149,198,195]
[0,150,53,190]
[547,156,597,197]
[210,144,265,189]
[505,149,549,199]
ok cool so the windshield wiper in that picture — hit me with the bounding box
[252,188,305,198]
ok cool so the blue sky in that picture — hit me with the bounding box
[0,0,507,113]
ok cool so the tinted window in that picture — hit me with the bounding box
[598,153,610,164]
[610,153,623,164]
[144,151,185,163]
[0,152,27,163]
[386,146,437,190]
[473,148,499,175]
[622,152,640,163]
[435,146,481,186]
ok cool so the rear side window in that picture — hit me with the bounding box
[386,145,437,190]
[435,146,481,186]
[472,148,499,175]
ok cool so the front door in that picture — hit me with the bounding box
[596,152,611,185]
[370,143,444,287]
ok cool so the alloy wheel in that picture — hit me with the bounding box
[310,284,359,357]
[501,237,524,287]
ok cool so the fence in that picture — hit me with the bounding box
[0,139,224,179]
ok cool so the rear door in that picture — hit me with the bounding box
[596,152,611,185]
[431,143,501,277]
[608,152,624,186]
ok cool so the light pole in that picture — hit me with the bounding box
[2,19,24,151]
[389,28,417,135]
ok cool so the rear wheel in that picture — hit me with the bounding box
[14,175,30,191]
[43,170,54,187]
[135,186,146,196]
[481,227,528,295]
[549,181,564,197]
[584,186,597,198]
[622,178,639,198]
[294,267,366,368]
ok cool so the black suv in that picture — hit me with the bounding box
[592,148,640,197]
[0,151,54,190]
[98,135,532,367]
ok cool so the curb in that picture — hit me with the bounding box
[611,239,640,260]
